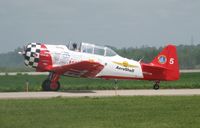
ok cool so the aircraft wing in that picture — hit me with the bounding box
[52,61,104,78]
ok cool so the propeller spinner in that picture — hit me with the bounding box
[19,43,41,68]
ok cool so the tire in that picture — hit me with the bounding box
[153,84,159,90]
[42,79,51,91]
[42,80,60,91]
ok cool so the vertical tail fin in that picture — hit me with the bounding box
[151,44,179,80]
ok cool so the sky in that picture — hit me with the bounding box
[0,0,200,53]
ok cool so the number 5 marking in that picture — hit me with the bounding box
[169,58,174,64]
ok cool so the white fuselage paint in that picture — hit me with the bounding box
[45,44,144,79]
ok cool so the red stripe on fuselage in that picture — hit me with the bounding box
[36,44,53,72]
[97,75,144,80]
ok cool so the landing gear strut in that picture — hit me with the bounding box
[153,81,160,90]
[42,72,60,91]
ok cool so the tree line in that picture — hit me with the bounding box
[115,44,200,69]
[0,44,200,71]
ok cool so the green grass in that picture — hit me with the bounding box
[0,72,200,92]
[0,96,200,128]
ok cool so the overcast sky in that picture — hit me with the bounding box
[0,0,200,53]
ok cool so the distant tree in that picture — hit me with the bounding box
[1,44,200,71]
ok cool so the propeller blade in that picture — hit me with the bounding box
[18,45,27,56]
[18,51,23,55]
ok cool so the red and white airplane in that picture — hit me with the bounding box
[19,42,179,91]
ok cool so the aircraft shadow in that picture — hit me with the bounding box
[61,90,96,93]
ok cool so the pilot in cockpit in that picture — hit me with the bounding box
[72,43,80,52]
[72,43,77,50]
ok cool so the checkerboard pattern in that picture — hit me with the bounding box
[24,43,41,68]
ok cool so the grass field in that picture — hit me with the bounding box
[0,72,200,92]
[0,96,200,128]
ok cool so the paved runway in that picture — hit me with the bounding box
[0,69,200,76]
[1,89,200,99]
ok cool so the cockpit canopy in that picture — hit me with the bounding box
[67,42,117,57]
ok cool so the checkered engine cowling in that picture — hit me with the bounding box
[24,43,41,68]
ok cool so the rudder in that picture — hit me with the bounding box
[151,44,180,80]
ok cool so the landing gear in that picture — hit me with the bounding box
[153,81,160,90]
[42,72,60,91]
[42,80,60,91]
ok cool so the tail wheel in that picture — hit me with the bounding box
[153,83,160,90]
[42,80,60,91]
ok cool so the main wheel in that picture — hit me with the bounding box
[42,80,60,91]
[153,84,159,90]
[50,81,60,91]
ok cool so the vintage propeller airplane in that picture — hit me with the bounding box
[19,42,179,91]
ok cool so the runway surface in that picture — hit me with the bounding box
[1,89,200,99]
[0,69,200,76]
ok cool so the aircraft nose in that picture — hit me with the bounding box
[24,43,41,68]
